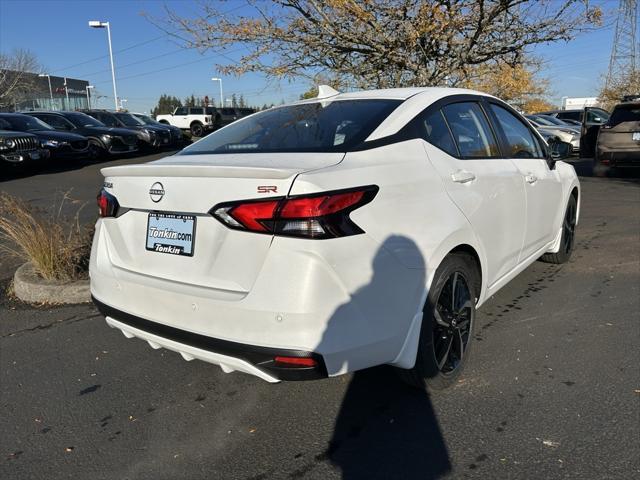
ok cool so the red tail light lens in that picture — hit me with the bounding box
[211,185,378,239]
[273,356,318,368]
[97,189,119,218]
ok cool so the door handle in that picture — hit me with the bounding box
[525,173,538,184]
[451,170,476,184]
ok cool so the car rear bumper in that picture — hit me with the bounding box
[597,148,640,167]
[92,296,328,382]
[89,219,423,381]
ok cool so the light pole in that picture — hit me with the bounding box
[119,98,127,111]
[211,77,223,108]
[89,20,119,111]
[86,85,95,109]
[63,77,69,107]
[38,73,53,107]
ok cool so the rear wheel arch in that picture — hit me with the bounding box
[158,120,169,125]
[448,244,482,301]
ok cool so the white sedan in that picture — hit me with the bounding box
[90,87,579,390]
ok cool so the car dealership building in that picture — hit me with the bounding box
[1,71,91,112]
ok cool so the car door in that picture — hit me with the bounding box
[173,107,188,128]
[421,100,526,286]
[486,102,563,261]
[579,107,608,158]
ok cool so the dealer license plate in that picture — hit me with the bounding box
[146,212,196,256]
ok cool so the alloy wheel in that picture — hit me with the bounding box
[433,271,474,375]
[562,200,577,254]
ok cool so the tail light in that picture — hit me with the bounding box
[97,189,119,218]
[211,185,378,239]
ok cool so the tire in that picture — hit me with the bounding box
[540,195,577,264]
[190,122,204,138]
[398,252,479,391]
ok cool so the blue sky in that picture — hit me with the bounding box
[0,0,618,113]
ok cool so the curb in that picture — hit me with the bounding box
[13,262,91,304]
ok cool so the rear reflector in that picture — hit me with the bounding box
[274,356,318,368]
[211,185,378,239]
[97,189,119,218]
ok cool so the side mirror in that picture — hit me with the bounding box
[547,137,572,166]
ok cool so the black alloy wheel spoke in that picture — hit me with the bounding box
[433,270,474,374]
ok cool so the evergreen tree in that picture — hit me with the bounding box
[151,94,182,116]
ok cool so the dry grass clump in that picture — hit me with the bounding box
[0,192,93,281]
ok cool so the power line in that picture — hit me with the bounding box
[49,35,168,74]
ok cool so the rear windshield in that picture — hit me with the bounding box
[180,100,401,154]
[608,104,640,127]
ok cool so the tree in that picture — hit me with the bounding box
[231,93,238,107]
[151,94,182,116]
[462,60,554,113]
[157,0,602,89]
[238,94,247,108]
[184,94,198,107]
[0,49,40,110]
[598,70,640,111]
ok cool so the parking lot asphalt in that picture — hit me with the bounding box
[1,155,639,480]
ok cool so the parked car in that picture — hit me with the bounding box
[0,113,89,159]
[130,112,186,146]
[22,111,139,158]
[156,106,220,137]
[81,110,172,150]
[91,87,579,390]
[216,107,256,129]
[537,108,610,124]
[525,115,580,153]
[0,129,49,169]
[537,108,611,157]
[594,100,640,175]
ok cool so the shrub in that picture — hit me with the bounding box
[0,192,93,281]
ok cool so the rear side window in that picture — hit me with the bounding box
[419,110,458,156]
[442,102,499,158]
[190,107,203,115]
[608,105,640,127]
[37,114,73,130]
[490,104,544,159]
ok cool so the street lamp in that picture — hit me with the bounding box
[38,73,53,107]
[86,85,95,109]
[119,98,127,111]
[63,77,70,107]
[89,20,119,111]
[211,77,224,108]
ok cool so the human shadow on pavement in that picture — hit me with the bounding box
[317,235,451,479]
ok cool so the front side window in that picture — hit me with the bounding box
[418,110,458,157]
[490,104,544,159]
[98,113,119,127]
[174,107,187,115]
[180,99,401,155]
[442,102,499,158]
[586,109,610,123]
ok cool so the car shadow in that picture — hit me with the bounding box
[568,157,640,184]
[317,235,451,479]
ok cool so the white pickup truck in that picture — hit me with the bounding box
[156,106,221,137]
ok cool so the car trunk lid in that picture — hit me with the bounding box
[99,153,344,293]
